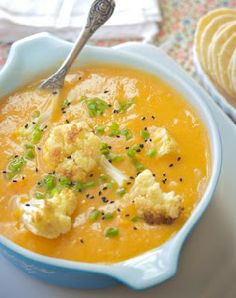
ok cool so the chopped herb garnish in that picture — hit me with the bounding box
[99,174,109,182]
[116,187,126,196]
[140,129,150,140]
[59,176,72,187]
[6,156,26,180]
[109,122,133,140]
[95,125,105,135]
[105,227,119,238]
[31,125,43,144]
[81,96,109,117]
[74,180,95,192]
[42,174,56,191]
[62,99,70,109]
[89,210,101,221]
[147,148,156,158]
[104,212,115,220]
[131,215,141,222]
[117,98,135,113]
[35,192,45,200]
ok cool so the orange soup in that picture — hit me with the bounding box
[0,65,210,263]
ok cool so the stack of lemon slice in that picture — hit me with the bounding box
[195,8,236,101]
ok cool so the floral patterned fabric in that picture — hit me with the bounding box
[0,1,235,76]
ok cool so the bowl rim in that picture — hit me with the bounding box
[0,33,222,290]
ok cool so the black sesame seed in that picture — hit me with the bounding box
[108,104,112,107]
[169,163,174,168]
[32,122,36,125]
[133,226,138,230]
[24,123,29,129]
[14,155,19,158]
[136,149,141,153]
[35,168,39,172]
[104,90,109,93]
[177,157,181,161]
[37,147,41,151]
[125,146,130,150]
[66,119,70,124]
[149,138,152,142]
[179,178,183,182]
[141,117,146,121]
[89,196,95,199]
[2,170,6,174]
[89,173,94,177]
[108,146,112,149]
[162,178,167,184]
[116,135,120,138]
[12,180,17,183]
[129,176,134,180]
[144,127,147,130]
[163,173,166,176]
[22,176,25,180]
[86,194,90,198]
[151,115,155,119]
[103,187,108,191]
[52,91,58,95]
[101,196,108,203]
[25,203,30,207]
[127,182,131,185]
[139,144,144,148]
[67,156,72,159]
[109,201,115,204]
[80,239,84,244]
[117,208,121,212]
[152,173,156,177]
[125,214,130,217]
[98,191,102,196]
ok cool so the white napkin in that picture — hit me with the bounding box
[0,0,161,42]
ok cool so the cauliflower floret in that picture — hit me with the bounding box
[42,122,101,181]
[21,188,77,239]
[147,126,177,157]
[124,169,182,225]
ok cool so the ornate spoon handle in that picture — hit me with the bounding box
[40,0,115,90]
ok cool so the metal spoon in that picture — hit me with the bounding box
[39,0,115,91]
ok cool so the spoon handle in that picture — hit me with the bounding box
[40,0,115,90]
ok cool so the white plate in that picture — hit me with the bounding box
[1,42,236,298]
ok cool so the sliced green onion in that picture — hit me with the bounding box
[100,143,110,155]
[108,122,120,137]
[42,174,56,191]
[116,187,126,196]
[104,212,115,220]
[6,156,26,180]
[147,148,157,157]
[74,181,95,192]
[140,129,150,140]
[90,210,101,221]
[83,181,95,189]
[127,148,136,158]
[31,125,43,144]
[120,128,133,140]
[99,174,109,182]
[95,125,105,135]
[82,97,109,117]
[59,176,72,187]
[105,227,119,238]
[117,98,135,113]
[131,215,141,222]
[133,158,145,172]
[24,148,35,160]
[35,192,45,200]
[62,99,70,108]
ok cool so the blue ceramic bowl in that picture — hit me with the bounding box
[0,33,221,290]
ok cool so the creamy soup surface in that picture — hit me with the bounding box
[0,65,210,263]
